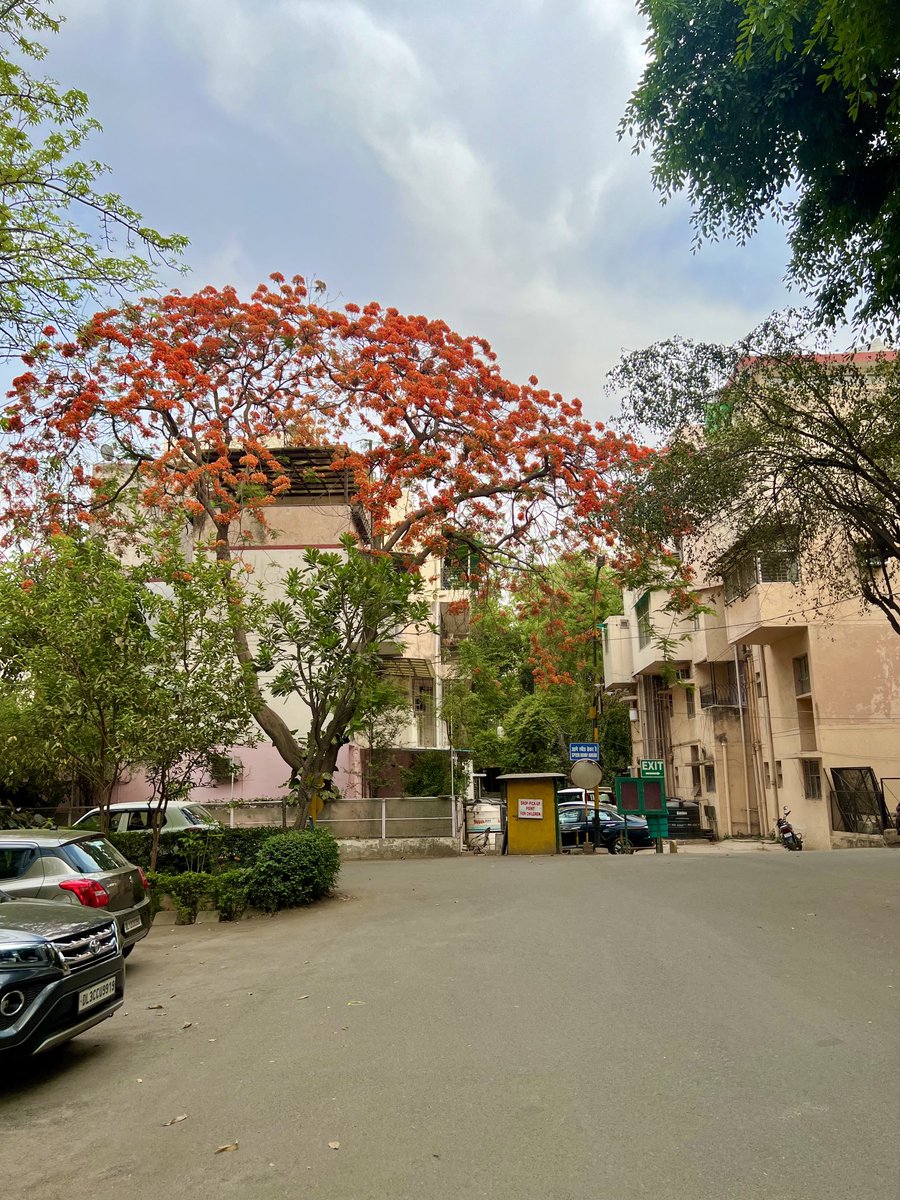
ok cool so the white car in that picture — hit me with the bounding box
[72,801,221,834]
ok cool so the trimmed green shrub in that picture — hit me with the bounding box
[213,868,253,921]
[147,870,210,924]
[248,829,341,914]
[110,825,292,873]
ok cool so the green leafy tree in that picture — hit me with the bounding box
[611,313,900,633]
[254,539,432,827]
[444,557,630,777]
[0,2,186,357]
[623,0,900,330]
[132,538,257,868]
[400,749,453,798]
[0,533,255,837]
[355,676,411,797]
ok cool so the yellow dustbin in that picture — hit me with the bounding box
[498,773,565,855]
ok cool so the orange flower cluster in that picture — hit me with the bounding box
[0,276,650,570]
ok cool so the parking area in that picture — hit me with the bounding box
[2,851,898,1200]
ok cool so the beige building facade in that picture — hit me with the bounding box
[114,447,467,806]
[604,560,900,850]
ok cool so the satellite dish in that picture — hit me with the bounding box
[570,759,603,789]
[100,444,116,461]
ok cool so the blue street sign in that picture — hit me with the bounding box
[569,742,600,762]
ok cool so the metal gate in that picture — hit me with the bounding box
[829,766,888,835]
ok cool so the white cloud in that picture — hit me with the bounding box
[63,0,793,416]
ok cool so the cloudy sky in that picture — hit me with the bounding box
[46,0,793,421]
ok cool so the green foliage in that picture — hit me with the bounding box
[623,0,900,330]
[612,313,900,634]
[0,2,186,357]
[109,825,286,873]
[212,868,253,922]
[254,538,431,823]
[247,830,341,913]
[0,532,255,838]
[496,693,563,774]
[400,750,452,797]
[146,870,209,924]
[443,556,628,777]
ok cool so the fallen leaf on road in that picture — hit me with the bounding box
[347,1000,365,1006]
[328,1142,340,1150]
[208,1038,217,1042]
[298,995,310,1000]
[182,1021,193,1029]
[136,1078,143,1083]
[147,1004,164,1010]
[214,1142,239,1154]
[162,1114,188,1127]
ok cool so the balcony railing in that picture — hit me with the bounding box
[723,551,799,604]
[699,683,746,709]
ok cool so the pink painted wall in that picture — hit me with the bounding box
[112,742,362,806]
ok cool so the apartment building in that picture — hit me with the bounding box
[604,556,900,849]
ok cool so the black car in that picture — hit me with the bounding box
[558,803,655,853]
[0,887,125,1058]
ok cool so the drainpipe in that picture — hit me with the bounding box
[758,645,780,830]
[719,736,733,838]
[734,645,754,835]
[746,669,769,835]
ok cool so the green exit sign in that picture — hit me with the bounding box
[639,759,665,778]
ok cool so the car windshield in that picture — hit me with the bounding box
[63,837,129,873]
[182,805,217,825]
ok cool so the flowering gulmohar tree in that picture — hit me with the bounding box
[1,277,649,823]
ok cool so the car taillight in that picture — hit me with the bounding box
[59,878,110,908]
[137,867,148,892]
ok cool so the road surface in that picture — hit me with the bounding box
[2,850,898,1200]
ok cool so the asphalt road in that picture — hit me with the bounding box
[2,850,898,1200]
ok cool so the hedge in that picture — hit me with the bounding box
[109,825,292,873]
[248,829,341,913]
[144,831,341,923]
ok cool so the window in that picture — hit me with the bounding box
[793,654,811,696]
[62,837,129,874]
[803,759,822,800]
[704,764,716,794]
[183,805,216,826]
[723,549,800,603]
[636,594,652,649]
[685,688,696,719]
[0,847,39,881]
[126,809,151,831]
[764,761,772,788]
[775,761,784,788]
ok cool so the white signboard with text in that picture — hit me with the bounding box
[517,797,543,820]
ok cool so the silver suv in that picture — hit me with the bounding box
[0,831,150,957]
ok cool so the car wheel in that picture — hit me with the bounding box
[123,944,134,959]
[606,838,619,855]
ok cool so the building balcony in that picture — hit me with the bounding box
[699,683,746,710]
[724,584,808,645]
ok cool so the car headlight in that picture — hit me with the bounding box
[0,943,57,969]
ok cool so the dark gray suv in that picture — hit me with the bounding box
[0,888,125,1057]
[0,831,150,957]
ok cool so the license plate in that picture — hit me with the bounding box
[78,976,117,1013]
[124,915,142,933]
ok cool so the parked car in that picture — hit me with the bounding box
[72,800,221,834]
[557,786,617,812]
[0,831,151,957]
[557,802,655,853]
[0,887,124,1058]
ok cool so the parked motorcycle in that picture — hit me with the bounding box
[776,807,803,851]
